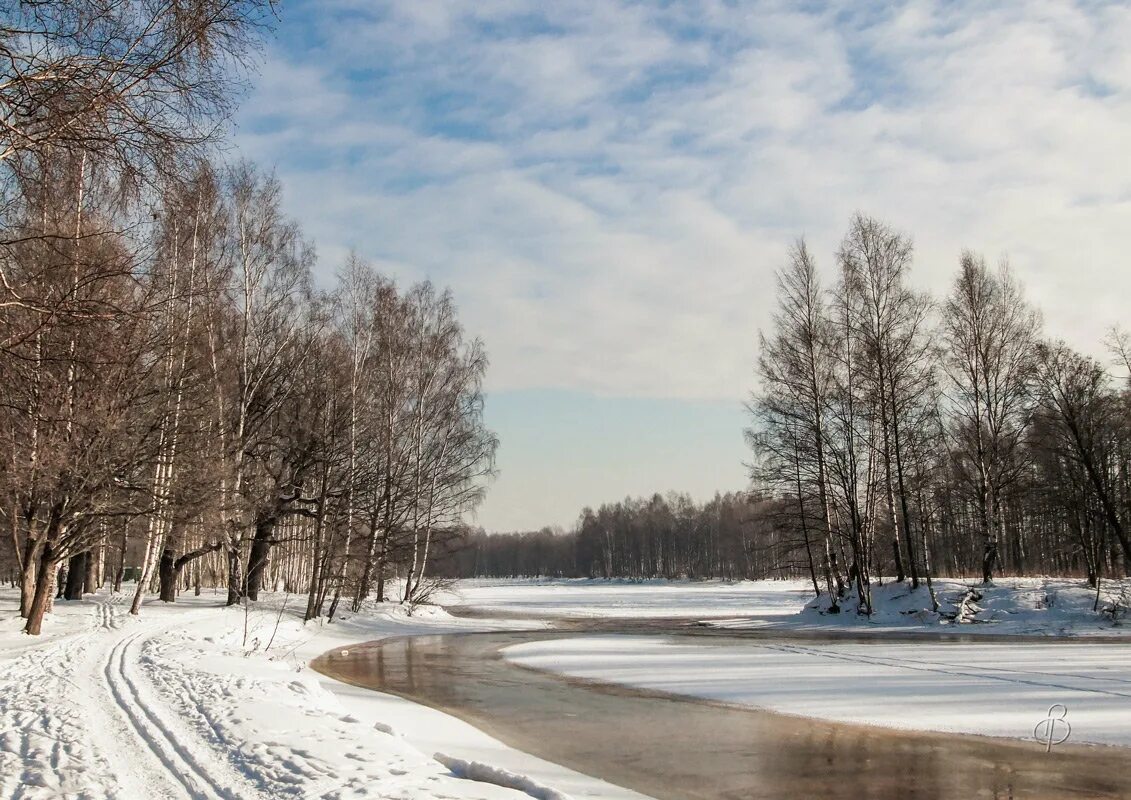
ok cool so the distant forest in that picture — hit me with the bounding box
[451,215,1131,615]
[444,492,766,581]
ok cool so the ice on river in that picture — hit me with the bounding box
[505,634,1131,747]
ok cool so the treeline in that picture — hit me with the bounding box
[752,214,1130,613]
[451,215,1130,615]
[1,1,496,634]
[443,492,804,581]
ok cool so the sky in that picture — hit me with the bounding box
[231,0,1131,532]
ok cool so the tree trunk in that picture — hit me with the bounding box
[891,537,906,584]
[159,546,178,602]
[375,536,387,603]
[352,522,380,612]
[84,545,100,593]
[160,541,222,602]
[226,547,243,606]
[889,382,920,590]
[24,543,59,635]
[64,551,87,600]
[981,525,999,585]
[792,457,821,598]
[245,513,276,601]
[130,508,164,615]
[19,532,43,617]
[113,521,128,593]
[304,522,326,621]
[327,587,342,621]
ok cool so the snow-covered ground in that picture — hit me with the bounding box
[505,634,1131,747]
[780,576,1131,637]
[0,589,647,800]
[449,576,1131,637]
[445,578,813,619]
[5,576,1130,800]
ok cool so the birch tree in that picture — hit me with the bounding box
[752,240,842,606]
[941,253,1041,583]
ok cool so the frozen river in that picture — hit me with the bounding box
[313,627,1131,800]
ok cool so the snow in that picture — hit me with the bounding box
[499,584,1131,753]
[0,589,645,800]
[777,577,1131,637]
[449,576,1131,750]
[448,576,1131,638]
[444,578,813,619]
[5,575,1130,800]
[504,634,1131,747]
[435,755,571,800]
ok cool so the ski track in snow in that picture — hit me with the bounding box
[1,596,265,800]
[1,591,604,800]
[99,619,259,799]
[81,600,181,800]
[1,596,120,799]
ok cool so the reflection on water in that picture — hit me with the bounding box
[314,632,1131,800]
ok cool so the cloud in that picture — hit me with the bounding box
[233,0,1131,402]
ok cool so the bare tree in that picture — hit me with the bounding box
[941,253,1041,583]
[1036,342,1131,568]
[750,240,842,605]
[0,0,271,169]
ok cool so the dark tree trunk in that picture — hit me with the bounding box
[792,457,823,600]
[375,560,386,603]
[245,514,276,601]
[24,543,59,635]
[375,528,389,603]
[304,510,328,622]
[304,557,323,622]
[891,537,906,584]
[889,397,919,590]
[113,521,129,593]
[159,546,177,602]
[981,539,998,585]
[64,551,87,600]
[160,541,222,602]
[19,531,43,617]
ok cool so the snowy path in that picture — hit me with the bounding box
[92,604,262,799]
[1,593,143,798]
[0,590,648,800]
[1,596,268,799]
